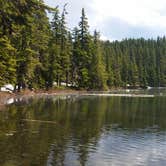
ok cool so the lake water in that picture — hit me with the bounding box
[0,89,166,166]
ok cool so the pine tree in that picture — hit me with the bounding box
[90,31,107,90]
[0,36,16,87]
[0,1,166,90]
[59,4,71,86]
[76,8,93,88]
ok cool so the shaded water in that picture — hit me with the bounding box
[0,90,166,166]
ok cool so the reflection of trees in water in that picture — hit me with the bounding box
[0,96,166,165]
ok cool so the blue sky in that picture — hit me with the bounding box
[44,0,166,41]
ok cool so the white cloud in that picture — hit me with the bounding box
[44,0,166,40]
[91,0,166,27]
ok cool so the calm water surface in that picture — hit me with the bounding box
[0,89,166,166]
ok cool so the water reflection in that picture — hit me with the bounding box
[0,95,166,165]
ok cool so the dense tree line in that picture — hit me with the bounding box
[0,0,166,91]
[103,38,166,87]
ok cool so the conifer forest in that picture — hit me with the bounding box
[0,0,166,91]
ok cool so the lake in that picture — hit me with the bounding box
[0,89,166,166]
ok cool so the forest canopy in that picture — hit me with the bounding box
[0,0,166,91]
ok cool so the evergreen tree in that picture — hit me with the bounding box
[76,8,93,88]
[0,36,16,86]
[90,31,107,90]
[59,4,71,86]
[0,1,166,91]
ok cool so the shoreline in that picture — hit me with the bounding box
[0,88,160,109]
[0,89,88,108]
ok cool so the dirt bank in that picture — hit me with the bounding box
[0,92,15,105]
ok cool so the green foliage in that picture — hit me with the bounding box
[0,36,16,86]
[48,4,72,88]
[72,8,95,89]
[90,31,107,90]
[102,38,166,87]
[0,1,166,90]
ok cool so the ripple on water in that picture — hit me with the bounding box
[86,130,166,166]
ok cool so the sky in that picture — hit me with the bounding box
[44,0,166,41]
